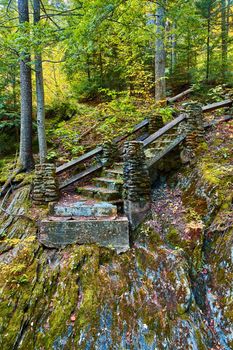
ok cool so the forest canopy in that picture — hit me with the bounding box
[0,0,232,167]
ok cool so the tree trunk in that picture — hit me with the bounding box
[155,1,166,102]
[18,0,34,171]
[221,0,228,82]
[206,15,211,81]
[34,0,47,163]
[171,23,177,75]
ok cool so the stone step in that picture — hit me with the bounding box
[104,169,124,179]
[113,162,124,171]
[77,186,121,201]
[93,177,123,191]
[53,201,118,217]
[39,216,130,254]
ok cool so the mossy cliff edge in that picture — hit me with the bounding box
[0,121,232,349]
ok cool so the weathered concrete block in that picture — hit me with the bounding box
[39,217,130,254]
[53,201,118,217]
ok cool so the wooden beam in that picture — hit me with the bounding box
[143,114,187,148]
[56,147,103,175]
[204,115,233,128]
[202,99,232,113]
[59,164,103,190]
[167,87,194,104]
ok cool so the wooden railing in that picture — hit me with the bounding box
[142,114,186,148]
[57,98,232,190]
[58,119,149,189]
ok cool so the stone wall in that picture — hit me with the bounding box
[32,163,59,205]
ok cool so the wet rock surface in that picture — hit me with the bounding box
[0,121,232,349]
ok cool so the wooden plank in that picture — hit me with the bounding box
[143,114,187,148]
[202,99,232,113]
[56,146,103,175]
[147,134,186,168]
[59,164,103,190]
[167,87,193,104]
[204,115,233,128]
[136,132,149,141]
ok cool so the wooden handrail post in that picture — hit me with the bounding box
[123,141,151,231]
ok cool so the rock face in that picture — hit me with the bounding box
[0,121,232,349]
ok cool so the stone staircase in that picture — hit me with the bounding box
[39,162,128,254]
[39,133,181,253]
[77,162,124,210]
[35,101,233,254]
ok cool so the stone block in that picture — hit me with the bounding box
[53,201,118,217]
[38,217,130,254]
[124,200,151,230]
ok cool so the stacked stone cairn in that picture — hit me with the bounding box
[32,164,59,205]
[101,141,119,166]
[123,141,151,229]
[149,113,164,134]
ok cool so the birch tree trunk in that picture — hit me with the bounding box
[155,1,166,102]
[34,0,47,163]
[18,0,34,171]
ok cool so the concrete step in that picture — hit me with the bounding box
[93,177,123,191]
[53,201,118,218]
[77,186,121,201]
[104,169,124,179]
[39,216,130,254]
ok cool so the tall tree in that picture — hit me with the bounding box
[33,0,47,163]
[18,0,34,170]
[155,0,166,102]
[221,0,228,81]
[196,0,219,81]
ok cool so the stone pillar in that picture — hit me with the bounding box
[101,141,118,166]
[123,141,151,230]
[32,163,59,205]
[180,103,205,163]
[149,113,164,134]
[185,102,205,147]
